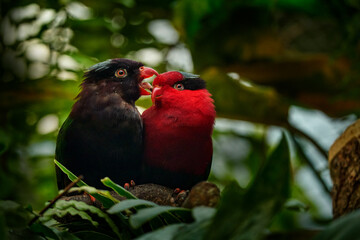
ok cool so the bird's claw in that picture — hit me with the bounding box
[170,188,189,206]
[176,190,189,202]
[130,180,135,187]
[124,180,136,190]
[84,192,96,203]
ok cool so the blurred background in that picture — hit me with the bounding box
[1,0,359,233]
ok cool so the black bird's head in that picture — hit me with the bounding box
[81,58,158,103]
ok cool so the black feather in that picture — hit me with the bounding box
[174,72,206,90]
[55,58,145,189]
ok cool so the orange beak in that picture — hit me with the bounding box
[139,67,158,95]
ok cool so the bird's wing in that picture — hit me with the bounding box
[55,117,74,189]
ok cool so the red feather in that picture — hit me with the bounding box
[142,71,215,188]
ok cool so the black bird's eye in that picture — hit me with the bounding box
[115,69,127,78]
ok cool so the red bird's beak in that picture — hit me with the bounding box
[139,67,158,96]
[151,86,163,105]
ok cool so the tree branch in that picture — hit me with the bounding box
[61,181,220,209]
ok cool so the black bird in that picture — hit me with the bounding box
[55,58,158,189]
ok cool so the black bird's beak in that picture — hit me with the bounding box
[139,67,158,95]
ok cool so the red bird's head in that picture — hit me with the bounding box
[151,71,212,108]
[146,71,215,129]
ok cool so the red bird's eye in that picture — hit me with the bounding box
[115,69,127,78]
[174,83,184,91]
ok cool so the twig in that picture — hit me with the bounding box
[291,135,331,195]
[28,175,83,226]
[285,122,328,161]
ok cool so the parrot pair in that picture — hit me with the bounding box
[55,58,215,191]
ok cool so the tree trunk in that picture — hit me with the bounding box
[329,119,360,218]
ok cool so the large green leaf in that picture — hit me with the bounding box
[42,206,99,227]
[74,231,118,240]
[205,134,291,239]
[137,206,216,240]
[67,186,120,209]
[30,223,61,240]
[53,160,87,187]
[42,200,122,239]
[135,223,186,240]
[54,230,82,240]
[101,177,137,200]
[192,207,217,222]
[172,207,217,240]
[108,199,158,215]
[129,206,191,229]
[108,199,183,231]
[313,209,360,240]
[0,200,32,229]
[54,160,115,208]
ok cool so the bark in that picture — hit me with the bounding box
[329,119,360,218]
[61,181,220,209]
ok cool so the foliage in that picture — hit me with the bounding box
[0,135,285,239]
[1,135,357,239]
[206,134,290,240]
[313,209,360,240]
[1,0,360,239]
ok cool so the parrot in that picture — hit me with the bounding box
[142,71,216,189]
[55,58,158,189]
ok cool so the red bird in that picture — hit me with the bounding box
[142,71,216,189]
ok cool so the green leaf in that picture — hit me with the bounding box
[54,160,87,187]
[129,206,191,229]
[173,215,214,240]
[136,208,216,240]
[135,223,186,240]
[107,199,168,233]
[68,186,119,208]
[42,206,99,227]
[170,210,194,224]
[0,200,32,228]
[42,200,122,239]
[192,207,216,222]
[206,133,291,239]
[157,207,216,240]
[56,220,111,237]
[313,209,360,240]
[108,199,164,233]
[148,214,168,231]
[74,231,118,240]
[284,199,309,212]
[59,200,120,237]
[6,228,47,240]
[30,223,60,240]
[54,160,115,208]
[108,199,158,214]
[101,177,137,199]
[56,231,82,240]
